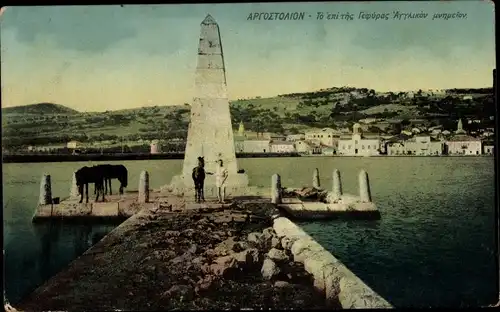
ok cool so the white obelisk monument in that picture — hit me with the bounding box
[167,14,249,196]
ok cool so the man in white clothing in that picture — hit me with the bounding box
[215,159,228,203]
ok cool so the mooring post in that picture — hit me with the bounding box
[39,174,52,205]
[139,170,149,203]
[313,168,320,189]
[332,169,343,200]
[359,170,372,203]
[271,174,282,204]
[70,171,79,198]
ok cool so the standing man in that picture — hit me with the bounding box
[215,159,228,203]
[192,156,206,203]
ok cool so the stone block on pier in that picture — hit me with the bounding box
[325,203,349,212]
[281,197,303,204]
[279,203,305,211]
[302,202,329,211]
[51,203,92,217]
[92,202,120,217]
[34,205,53,218]
[185,202,231,210]
[352,202,378,211]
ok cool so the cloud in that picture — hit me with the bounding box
[337,0,494,61]
[1,6,145,53]
[0,5,263,56]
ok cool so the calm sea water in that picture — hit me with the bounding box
[2,157,498,307]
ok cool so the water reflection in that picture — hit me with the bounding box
[92,231,108,245]
[7,222,117,304]
[37,223,60,282]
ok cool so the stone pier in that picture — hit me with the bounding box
[32,171,157,222]
[165,14,249,198]
[276,169,381,220]
[273,217,393,308]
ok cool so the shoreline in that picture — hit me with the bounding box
[2,153,493,163]
[1,152,301,163]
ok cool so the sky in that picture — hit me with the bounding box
[0,1,496,112]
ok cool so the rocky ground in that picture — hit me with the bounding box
[282,187,329,202]
[18,200,340,311]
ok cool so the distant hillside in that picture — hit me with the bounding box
[1,86,494,150]
[2,103,80,115]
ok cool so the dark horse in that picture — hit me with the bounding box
[92,164,128,195]
[75,166,105,203]
[192,157,207,203]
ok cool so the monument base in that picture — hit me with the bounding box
[161,173,251,197]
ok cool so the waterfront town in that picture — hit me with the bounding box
[3,71,495,159]
[231,118,494,156]
[19,116,495,157]
[3,69,495,159]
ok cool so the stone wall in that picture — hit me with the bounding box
[272,216,393,309]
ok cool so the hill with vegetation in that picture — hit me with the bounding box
[1,87,495,151]
[2,103,80,115]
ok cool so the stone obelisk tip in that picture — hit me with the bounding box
[202,14,217,25]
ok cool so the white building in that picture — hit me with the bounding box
[239,140,270,153]
[234,140,244,153]
[322,147,335,156]
[305,128,340,147]
[260,132,286,141]
[401,136,444,156]
[428,125,443,131]
[482,131,494,138]
[286,134,305,142]
[270,141,295,153]
[445,135,482,155]
[358,118,378,124]
[483,145,494,155]
[269,134,287,141]
[337,123,381,156]
[387,142,406,156]
[67,140,81,149]
[295,140,313,154]
[349,90,363,98]
[430,129,442,136]
[150,140,160,154]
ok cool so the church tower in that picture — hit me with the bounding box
[238,120,245,136]
[456,119,466,134]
